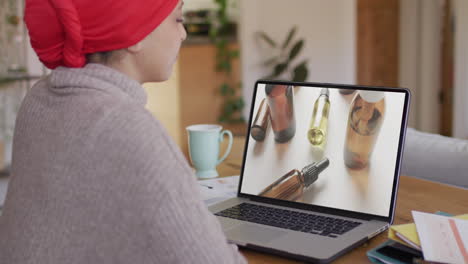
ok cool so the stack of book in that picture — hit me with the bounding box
[367,212,468,264]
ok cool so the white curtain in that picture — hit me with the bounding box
[454,0,468,139]
[0,0,30,171]
[399,0,444,134]
[0,85,27,169]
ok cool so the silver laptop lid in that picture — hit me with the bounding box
[237,81,411,223]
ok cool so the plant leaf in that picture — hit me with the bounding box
[229,86,236,96]
[273,63,288,77]
[220,16,228,25]
[220,84,230,96]
[217,61,231,72]
[263,56,278,66]
[230,50,240,58]
[218,116,227,123]
[292,61,309,82]
[288,39,304,61]
[234,97,245,109]
[223,103,234,116]
[209,28,218,39]
[257,32,277,48]
[224,62,232,72]
[282,26,297,49]
[216,39,227,49]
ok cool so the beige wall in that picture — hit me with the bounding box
[143,62,182,145]
[238,0,357,119]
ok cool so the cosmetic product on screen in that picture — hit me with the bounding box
[344,91,386,169]
[307,88,330,149]
[339,89,355,95]
[258,158,329,201]
[265,84,296,143]
[250,98,270,141]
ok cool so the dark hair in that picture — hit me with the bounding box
[86,51,114,64]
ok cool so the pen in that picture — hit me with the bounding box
[200,184,213,189]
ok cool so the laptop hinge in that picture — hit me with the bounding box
[368,224,389,239]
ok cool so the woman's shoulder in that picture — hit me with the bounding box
[90,101,192,185]
[93,100,167,145]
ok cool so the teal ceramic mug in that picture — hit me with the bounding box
[186,124,233,179]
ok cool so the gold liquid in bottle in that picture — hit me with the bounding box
[307,88,330,149]
[250,98,270,141]
[259,158,329,201]
[344,91,386,169]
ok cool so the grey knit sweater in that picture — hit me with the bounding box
[0,64,246,264]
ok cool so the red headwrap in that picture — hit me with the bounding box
[25,0,179,69]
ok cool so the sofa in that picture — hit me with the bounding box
[401,128,468,189]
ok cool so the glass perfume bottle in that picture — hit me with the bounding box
[258,158,329,201]
[339,89,355,95]
[250,98,270,141]
[344,91,386,169]
[307,88,330,149]
[265,84,296,143]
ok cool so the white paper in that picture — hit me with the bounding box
[198,176,239,207]
[412,211,468,264]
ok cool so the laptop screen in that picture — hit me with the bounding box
[239,82,409,217]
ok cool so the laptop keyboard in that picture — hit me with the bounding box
[215,203,362,238]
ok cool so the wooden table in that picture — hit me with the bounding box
[217,136,468,263]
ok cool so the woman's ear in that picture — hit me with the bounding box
[127,41,143,54]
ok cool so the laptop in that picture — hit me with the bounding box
[209,80,411,263]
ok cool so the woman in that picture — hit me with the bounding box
[0,0,246,263]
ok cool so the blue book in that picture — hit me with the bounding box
[367,240,423,264]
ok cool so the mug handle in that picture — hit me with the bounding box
[217,130,233,165]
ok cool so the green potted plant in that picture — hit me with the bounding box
[210,0,244,125]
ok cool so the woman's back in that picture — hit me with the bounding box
[0,64,246,264]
